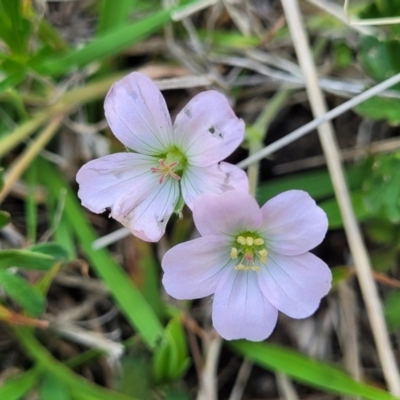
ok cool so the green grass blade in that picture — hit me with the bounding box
[0,249,57,270]
[40,373,71,400]
[37,9,173,76]
[14,327,139,400]
[40,159,164,349]
[0,270,45,316]
[257,164,365,204]
[97,0,136,34]
[231,341,400,400]
[0,368,39,400]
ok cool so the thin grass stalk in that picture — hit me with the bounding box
[0,115,64,204]
[280,0,400,394]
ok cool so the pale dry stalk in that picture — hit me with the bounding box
[280,0,400,394]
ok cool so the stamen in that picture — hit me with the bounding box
[237,236,246,245]
[230,248,238,260]
[246,237,254,246]
[235,263,246,270]
[151,159,181,184]
[259,249,268,264]
[254,238,264,245]
[251,266,261,271]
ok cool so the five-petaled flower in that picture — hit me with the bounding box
[162,190,332,341]
[76,72,248,242]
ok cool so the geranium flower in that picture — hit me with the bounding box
[162,190,331,341]
[76,72,248,242]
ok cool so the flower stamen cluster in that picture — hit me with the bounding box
[151,159,181,184]
[231,234,268,272]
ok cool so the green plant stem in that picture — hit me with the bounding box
[247,87,292,196]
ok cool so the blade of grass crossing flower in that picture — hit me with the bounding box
[13,327,139,400]
[231,341,400,400]
[0,368,39,400]
[39,159,164,349]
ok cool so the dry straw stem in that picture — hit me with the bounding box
[280,0,400,395]
[196,332,222,400]
[237,71,400,169]
[306,0,375,35]
[0,115,64,204]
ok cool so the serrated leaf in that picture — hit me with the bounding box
[0,249,56,270]
[0,270,45,316]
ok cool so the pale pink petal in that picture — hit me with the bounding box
[258,252,331,318]
[212,268,278,341]
[162,236,232,299]
[173,91,245,166]
[190,189,260,237]
[260,190,328,256]
[111,177,180,242]
[104,72,173,155]
[76,153,157,214]
[181,162,249,211]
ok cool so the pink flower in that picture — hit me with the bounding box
[162,190,331,341]
[76,72,248,242]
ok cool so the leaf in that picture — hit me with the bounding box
[359,36,400,84]
[0,270,46,316]
[0,249,56,270]
[231,341,400,400]
[29,242,69,262]
[356,96,400,125]
[153,315,190,383]
[40,373,71,400]
[0,368,39,400]
[97,0,136,34]
[384,290,400,331]
[257,164,365,204]
[0,0,32,55]
[319,190,370,229]
[362,153,400,222]
[359,0,400,34]
[0,210,10,229]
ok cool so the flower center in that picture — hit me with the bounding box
[230,233,268,272]
[151,147,188,184]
